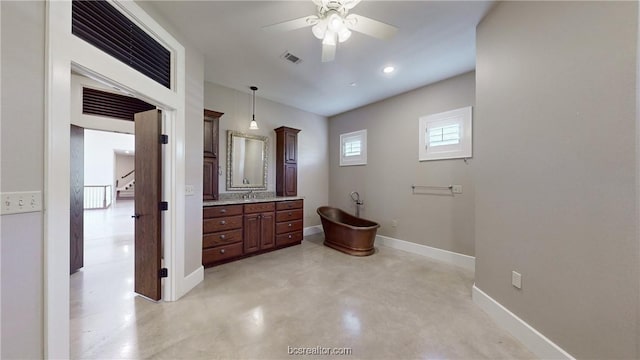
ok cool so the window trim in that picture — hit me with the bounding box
[419,106,472,161]
[340,129,367,166]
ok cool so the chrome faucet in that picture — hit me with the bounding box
[242,190,255,199]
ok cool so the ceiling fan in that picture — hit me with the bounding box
[263,0,398,62]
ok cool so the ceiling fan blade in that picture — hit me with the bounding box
[262,15,318,33]
[342,0,362,10]
[322,43,336,62]
[345,14,398,40]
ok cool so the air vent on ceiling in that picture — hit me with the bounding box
[281,51,303,65]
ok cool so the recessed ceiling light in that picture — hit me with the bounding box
[383,66,395,74]
[350,82,357,87]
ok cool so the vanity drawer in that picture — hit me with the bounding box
[203,205,243,219]
[244,202,275,214]
[276,230,303,247]
[204,215,243,233]
[203,242,243,264]
[276,219,303,234]
[203,229,243,248]
[276,200,303,210]
[276,209,303,222]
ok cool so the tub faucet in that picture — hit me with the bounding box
[350,191,364,217]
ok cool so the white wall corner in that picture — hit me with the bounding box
[178,266,204,299]
[472,284,575,360]
[303,225,323,237]
[376,235,475,272]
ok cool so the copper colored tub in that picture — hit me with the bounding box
[317,206,380,256]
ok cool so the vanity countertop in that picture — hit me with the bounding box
[203,196,303,207]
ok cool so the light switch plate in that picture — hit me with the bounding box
[512,271,522,289]
[1,191,43,215]
[452,185,463,194]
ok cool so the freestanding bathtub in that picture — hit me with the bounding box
[317,206,380,256]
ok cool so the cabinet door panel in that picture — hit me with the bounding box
[203,157,218,200]
[260,212,275,250]
[285,132,297,163]
[244,214,260,253]
[284,164,297,196]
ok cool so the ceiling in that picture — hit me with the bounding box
[146,1,494,117]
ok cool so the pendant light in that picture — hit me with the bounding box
[249,86,259,130]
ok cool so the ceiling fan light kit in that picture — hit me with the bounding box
[263,0,398,62]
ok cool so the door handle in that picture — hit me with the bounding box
[131,213,141,219]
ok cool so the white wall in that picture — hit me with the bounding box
[204,82,329,227]
[475,2,638,358]
[329,72,476,256]
[84,130,134,196]
[0,1,45,358]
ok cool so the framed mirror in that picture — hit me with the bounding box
[226,131,268,190]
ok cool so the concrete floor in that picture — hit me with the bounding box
[70,201,534,359]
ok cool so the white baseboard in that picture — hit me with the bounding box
[472,284,575,360]
[303,225,323,237]
[376,235,475,272]
[178,266,204,298]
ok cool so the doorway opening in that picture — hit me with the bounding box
[68,73,165,357]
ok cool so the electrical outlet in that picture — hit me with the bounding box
[1,191,42,215]
[452,185,463,194]
[391,219,398,228]
[185,185,195,196]
[512,271,522,289]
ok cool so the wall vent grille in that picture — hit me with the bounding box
[82,87,156,121]
[72,0,172,88]
[281,52,303,64]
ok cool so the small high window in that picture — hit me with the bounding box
[340,129,367,166]
[419,106,472,161]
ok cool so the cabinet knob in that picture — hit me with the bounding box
[220,249,225,254]
[220,209,227,213]
[220,220,226,225]
[288,234,292,239]
[288,223,292,227]
[287,204,292,208]
[288,212,292,216]
[220,234,226,239]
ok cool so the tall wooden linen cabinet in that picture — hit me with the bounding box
[203,109,222,200]
[275,126,301,197]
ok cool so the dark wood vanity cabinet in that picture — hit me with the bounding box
[275,126,301,197]
[243,202,275,254]
[202,204,244,265]
[203,199,303,267]
[203,109,222,201]
[275,200,304,247]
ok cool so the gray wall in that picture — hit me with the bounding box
[205,82,329,227]
[0,1,45,358]
[475,2,639,358]
[329,72,475,256]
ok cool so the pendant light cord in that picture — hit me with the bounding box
[251,86,258,121]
